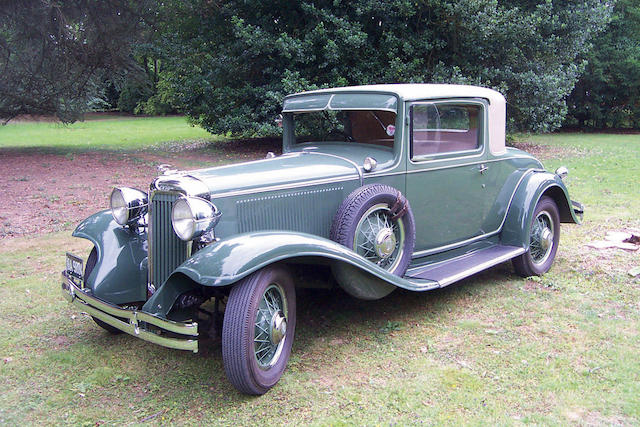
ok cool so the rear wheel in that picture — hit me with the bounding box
[222,265,296,395]
[512,196,560,277]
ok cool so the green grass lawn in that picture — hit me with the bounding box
[0,115,217,150]
[0,132,638,424]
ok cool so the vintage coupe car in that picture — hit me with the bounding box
[62,84,583,394]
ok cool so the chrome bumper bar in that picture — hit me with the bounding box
[572,200,584,221]
[61,272,198,352]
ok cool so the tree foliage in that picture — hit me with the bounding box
[152,0,612,135]
[565,0,640,129]
[0,0,151,122]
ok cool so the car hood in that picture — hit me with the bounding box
[155,151,361,198]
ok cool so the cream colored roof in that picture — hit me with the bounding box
[296,84,502,103]
[291,84,507,155]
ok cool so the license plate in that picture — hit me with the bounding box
[66,252,84,283]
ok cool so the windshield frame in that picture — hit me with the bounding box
[281,91,404,174]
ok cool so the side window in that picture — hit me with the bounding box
[411,103,481,158]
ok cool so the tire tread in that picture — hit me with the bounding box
[222,266,295,395]
[223,273,261,394]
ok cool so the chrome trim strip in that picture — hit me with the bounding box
[365,155,533,178]
[413,127,470,133]
[406,157,521,174]
[211,175,360,199]
[411,147,484,163]
[411,168,536,259]
[438,247,525,287]
[62,273,198,352]
[325,107,398,113]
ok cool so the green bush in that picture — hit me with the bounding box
[565,0,640,129]
[117,80,153,114]
[152,0,612,136]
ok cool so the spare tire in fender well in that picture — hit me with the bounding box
[330,184,416,300]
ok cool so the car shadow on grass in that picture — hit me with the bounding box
[60,261,520,413]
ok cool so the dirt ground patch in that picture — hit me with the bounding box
[0,139,280,238]
[508,140,589,161]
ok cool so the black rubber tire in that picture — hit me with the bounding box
[222,265,296,395]
[85,247,122,334]
[512,196,560,277]
[92,317,123,335]
[330,184,416,277]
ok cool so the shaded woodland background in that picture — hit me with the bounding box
[1,0,638,134]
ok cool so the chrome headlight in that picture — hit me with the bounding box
[171,196,221,241]
[110,187,148,226]
[555,166,569,180]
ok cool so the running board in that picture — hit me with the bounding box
[405,245,525,287]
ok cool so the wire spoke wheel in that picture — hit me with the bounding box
[512,196,560,277]
[253,284,288,369]
[353,203,405,272]
[222,266,296,395]
[529,211,554,265]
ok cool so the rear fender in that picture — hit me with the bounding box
[72,210,148,304]
[142,231,438,317]
[501,171,581,249]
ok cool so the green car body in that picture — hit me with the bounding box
[61,84,582,394]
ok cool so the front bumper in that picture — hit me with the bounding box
[572,200,585,222]
[61,272,198,352]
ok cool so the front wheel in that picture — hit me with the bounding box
[222,265,296,395]
[512,196,560,277]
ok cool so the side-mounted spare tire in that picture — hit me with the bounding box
[330,184,416,300]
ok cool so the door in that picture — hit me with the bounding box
[405,100,493,253]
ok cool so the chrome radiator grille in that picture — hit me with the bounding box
[150,192,187,287]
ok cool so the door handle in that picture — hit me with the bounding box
[478,164,489,174]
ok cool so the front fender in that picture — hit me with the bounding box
[72,210,148,304]
[501,171,581,249]
[142,231,438,316]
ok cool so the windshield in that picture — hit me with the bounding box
[292,110,396,148]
